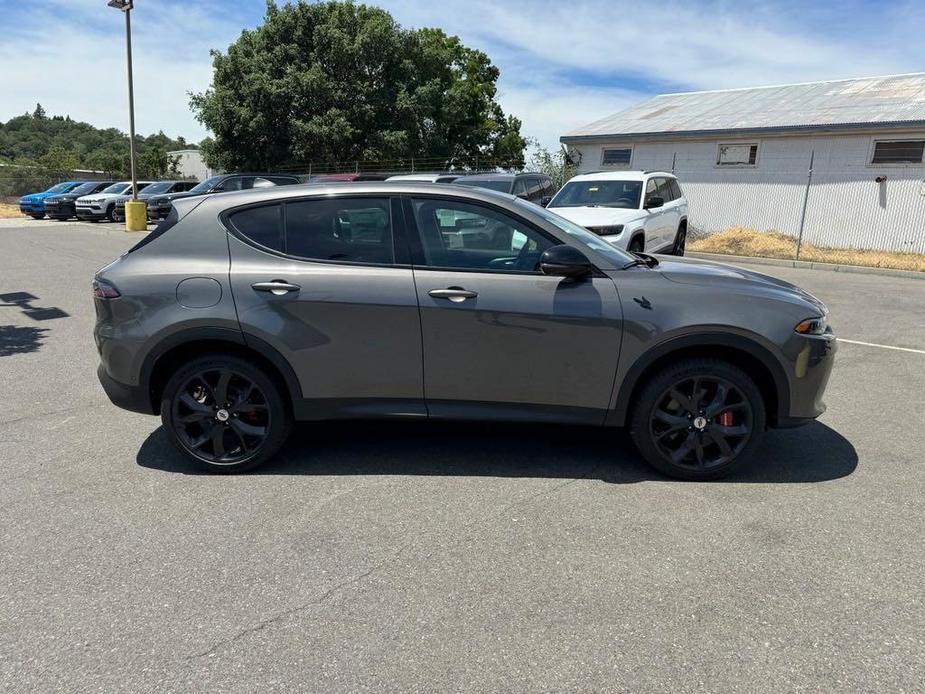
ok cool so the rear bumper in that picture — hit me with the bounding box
[97,363,155,415]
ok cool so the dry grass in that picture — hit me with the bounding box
[0,202,26,219]
[689,227,925,272]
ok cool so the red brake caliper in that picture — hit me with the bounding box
[718,411,735,427]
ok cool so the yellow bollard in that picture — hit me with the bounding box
[124,200,148,232]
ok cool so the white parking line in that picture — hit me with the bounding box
[839,338,925,355]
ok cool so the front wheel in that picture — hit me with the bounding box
[105,205,116,222]
[629,358,765,480]
[30,214,45,220]
[160,355,291,473]
[628,236,644,253]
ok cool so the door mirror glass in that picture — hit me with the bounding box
[539,244,593,278]
[645,196,664,209]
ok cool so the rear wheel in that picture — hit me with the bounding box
[671,224,687,256]
[629,358,765,480]
[160,355,291,473]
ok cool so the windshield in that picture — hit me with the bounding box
[68,182,100,195]
[453,178,512,193]
[550,180,642,209]
[100,182,129,194]
[516,198,635,267]
[188,175,224,194]
[141,181,174,194]
[45,182,75,194]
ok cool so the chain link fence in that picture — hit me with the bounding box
[668,151,925,272]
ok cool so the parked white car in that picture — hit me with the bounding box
[547,171,688,254]
[75,181,152,222]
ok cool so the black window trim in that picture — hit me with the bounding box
[220,193,413,269]
[400,193,601,277]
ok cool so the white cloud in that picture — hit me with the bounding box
[3,0,925,152]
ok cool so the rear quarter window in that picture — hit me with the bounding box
[228,204,283,251]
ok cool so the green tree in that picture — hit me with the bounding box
[33,103,46,120]
[139,144,169,179]
[37,145,79,178]
[190,0,526,170]
[527,142,578,189]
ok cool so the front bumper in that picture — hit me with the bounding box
[778,330,837,425]
[146,205,171,221]
[20,202,44,215]
[46,201,77,219]
[76,205,108,220]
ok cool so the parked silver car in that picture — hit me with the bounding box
[93,182,836,479]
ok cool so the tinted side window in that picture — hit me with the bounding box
[410,198,555,272]
[655,177,673,201]
[645,178,657,204]
[215,177,244,192]
[252,177,276,188]
[512,179,528,197]
[669,179,683,200]
[540,177,556,197]
[229,204,283,251]
[266,176,299,185]
[285,197,393,264]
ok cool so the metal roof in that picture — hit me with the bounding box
[562,73,925,142]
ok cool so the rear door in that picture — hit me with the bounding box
[227,195,424,417]
[405,195,623,423]
[655,177,679,250]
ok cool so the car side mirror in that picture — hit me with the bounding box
[540,195,552,207]
[645,196,664,209]
[539,245,593,279]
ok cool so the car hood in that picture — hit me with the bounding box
[77,193,125,203]
[654,255,827,313]
[20,192,54,203]
[548,205,644,228]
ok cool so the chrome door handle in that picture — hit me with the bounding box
[428,288,478,303]
[252,281,301,296]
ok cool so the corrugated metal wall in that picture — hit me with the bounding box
[569,133,925,253]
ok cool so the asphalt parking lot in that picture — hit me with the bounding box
[1,217,923,692]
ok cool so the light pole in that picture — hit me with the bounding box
[108,0,145,230]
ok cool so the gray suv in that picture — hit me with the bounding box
[93,183,836,480]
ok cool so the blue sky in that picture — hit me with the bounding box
[1,0,924,151]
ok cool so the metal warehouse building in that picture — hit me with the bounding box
[560,73,925,254]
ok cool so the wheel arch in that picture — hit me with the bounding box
[609,331,790,428]
[142,328,303,416]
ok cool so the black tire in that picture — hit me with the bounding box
[160,354,291,473]
[671,224,687,256]
[628,236,645,253]
[105,204,116,222]
[30,214,45,220]
[629,358,765,480]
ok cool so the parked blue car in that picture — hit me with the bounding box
[19,181,88,219]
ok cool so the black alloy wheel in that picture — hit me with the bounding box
[161,355,291,472]
[630,358,765,480]
[673,226,687,255]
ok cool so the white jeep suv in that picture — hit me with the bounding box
[547,171,688,254]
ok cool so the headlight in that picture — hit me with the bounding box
[795,316,828,335]
[587,224,624,236]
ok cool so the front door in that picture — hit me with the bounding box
[405,196,624,424]
[227,196,425,418]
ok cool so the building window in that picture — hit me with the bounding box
[601,147,632,167]
[717,143,758,166]
[871,140,925,164]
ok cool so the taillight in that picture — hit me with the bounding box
[92,278,121,299]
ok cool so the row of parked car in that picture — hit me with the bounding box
[20,168,688,254]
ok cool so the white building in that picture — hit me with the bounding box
[561,74,925,254]
[167,149,215,182]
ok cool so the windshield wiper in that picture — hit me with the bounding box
[622,252,659,269]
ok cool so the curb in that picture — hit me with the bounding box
[687,252,925,281]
